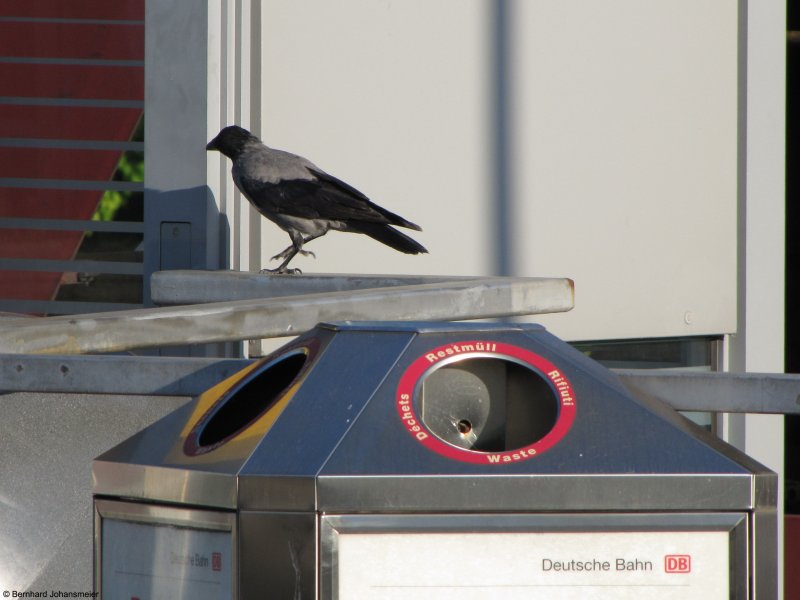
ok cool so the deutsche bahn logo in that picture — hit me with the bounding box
[664,554,691,573]
[212,552,223,572]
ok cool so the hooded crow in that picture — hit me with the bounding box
[206,125,427,273]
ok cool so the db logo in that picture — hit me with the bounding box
[664,555,691,573]
[212,552,223,572]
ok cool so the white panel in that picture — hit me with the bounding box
[259,0,490,275]
[207,0,263,274]
[514,0,739,340]
[739,0,786,374]
[103,519,232,599]
[337,530,730,599]
[235,0,253,272]
[726,1,786,596]
[224,0,240,269]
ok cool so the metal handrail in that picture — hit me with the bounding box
[0,272,574,355]
[1,353,798,415]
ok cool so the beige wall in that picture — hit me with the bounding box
[514,0,739,341]
[256,0,740,341]
[259,0,491,276]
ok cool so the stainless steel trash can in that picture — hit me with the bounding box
[93,322,776,599]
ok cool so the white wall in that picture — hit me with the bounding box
[193,0,785,348]
[254,0,743,343]
[727,0,787,595]
[514,0,739,342]
[207,0,263,273]
[257,0,491,276]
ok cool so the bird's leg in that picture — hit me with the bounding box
[270,243,315,262]
[265,232,326,273]
[261,232,316,274]
[261,247,301,274]
[270,232,325,262]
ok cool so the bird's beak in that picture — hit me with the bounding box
[206,137,219,151]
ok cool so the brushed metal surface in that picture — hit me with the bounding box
[91,322,777,599]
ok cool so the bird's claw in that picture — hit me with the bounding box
[259,267,302,275]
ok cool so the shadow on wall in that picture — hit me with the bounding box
[143,185,230,306]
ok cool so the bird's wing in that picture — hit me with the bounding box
[237,167,421,231]
[307,168,422,230]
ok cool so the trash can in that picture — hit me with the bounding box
[93,321,776,599]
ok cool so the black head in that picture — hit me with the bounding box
[206,125,258,159]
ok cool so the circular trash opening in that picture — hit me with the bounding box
[419,356,559,452]
[396,341,576,464]
[189,350,308,454]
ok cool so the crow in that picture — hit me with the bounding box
[206,125,427,273]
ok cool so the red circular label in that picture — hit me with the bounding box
[396,341,576,464]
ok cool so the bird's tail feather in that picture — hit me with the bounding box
[354,222,428,254]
